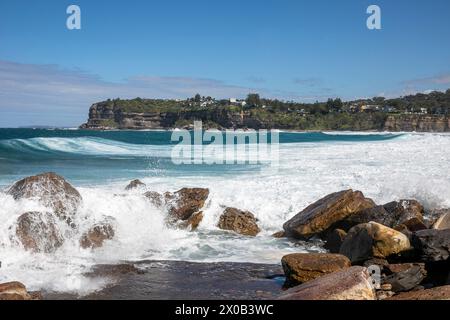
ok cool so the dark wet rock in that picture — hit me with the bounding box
[283,189,375,239]
[0,282,40,300]
[218,207,260,236]
[278,266,376,300]
[362,258,389,269]
[383,263,427,292]
[125,179,146,190]
[7,172,82,224]
[433,211,450,230]
[80,218,116,249]
[45,260,284,300]
[281,253,351,286]
[324,229,347,253]
[15,211,64,253]
[388,285,450,300]
[338,205,395,231]
[411,229,450,262]
[384,199,426,231]
[272,231,286,238]
[339,222,411,263]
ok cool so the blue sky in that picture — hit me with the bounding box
[0,0,449,127]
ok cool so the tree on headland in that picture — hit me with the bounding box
[246,93,261,107]
[194,93,201,103]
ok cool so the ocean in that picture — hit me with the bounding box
[1,128,450,295]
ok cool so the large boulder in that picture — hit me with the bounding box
[324,229,347,253]
[15,211,64,253]
[388,285,450,300]
[278,266,376,300]
[283,190,375,239]
[411,229,450,262]
[80,218,116,249]
[218,207,260,236]
[383,263,427,292]
[125,179,146,191]
[383,200,426,231]
[339,222,411,263]
[0,282,40,300]
[281,253,351,286]
[433,211,450,230]
[7,172,82,224]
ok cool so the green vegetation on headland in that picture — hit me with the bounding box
[81,89,450,131]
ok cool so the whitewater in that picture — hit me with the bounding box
[0,129,450,294]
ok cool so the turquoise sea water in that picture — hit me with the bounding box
[0,128,401,186]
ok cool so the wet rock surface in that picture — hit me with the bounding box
[15,211,64,253]
[43,260,284,300]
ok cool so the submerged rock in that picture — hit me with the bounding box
[218,207,260,236]
[272,231,286,238]
[7,172,82,224]
[388,285,450,300]
[0,282,41,300]
[80,218,116,249]
[283,189,375,239]
[278,266,376,300]
[281,253,351,286]
[411,229,450,262]
[15,211,64,253]
[125,179,146,191]
[339,222,411,263]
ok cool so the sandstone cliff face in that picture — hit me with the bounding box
[80,102,264,129]
[80,102,450,131]
[383,115,450,132]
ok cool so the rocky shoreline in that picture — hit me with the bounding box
[1,173,450,300]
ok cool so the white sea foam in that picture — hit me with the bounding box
[1,133,450,294]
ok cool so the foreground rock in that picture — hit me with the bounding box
[283,190,375,239]
[383,200,426,231]
[16,211,64,253]
[178,211,204,231]
[218,207,260,236]
[80,218,116,249]
[281,253,351,286]
[7,172,82,224]
[340,222,411,263]
[411,229,450,261]
[0,282,41,300]
[125,179,146,190]
[383,263,427,292]
[278,266,376,300]
[388,285,450,300]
